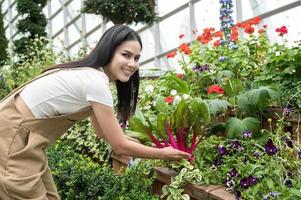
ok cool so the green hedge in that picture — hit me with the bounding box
[47,140,158,200]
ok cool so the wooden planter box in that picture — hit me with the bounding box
[111,153,235,200]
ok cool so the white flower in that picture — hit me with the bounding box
[174,95,181,104]
[144,105,151,110]
[183,94,190,100]
[170,89,177,96]
[145,85,154,93]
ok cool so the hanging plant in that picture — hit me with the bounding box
[82,0,158,25]
[14,0,48,55]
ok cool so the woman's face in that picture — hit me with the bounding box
[104,40,141,82]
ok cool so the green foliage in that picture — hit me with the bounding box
[161,161,202,200]
[48,140,115,199]
[161,73,190,94]
[0,3,8,63]
[82,0,158,25]
[237,87,277,116]
[195,119,301,200]
[63,119,111,163]
[14,0,48,56]
[48,140,158,200]
[225,117,261,139]
[102,160,158,200]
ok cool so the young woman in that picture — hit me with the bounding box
[0,25,189,199]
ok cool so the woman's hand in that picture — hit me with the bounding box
[160,146,191,160]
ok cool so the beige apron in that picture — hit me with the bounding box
[0,68,93,199]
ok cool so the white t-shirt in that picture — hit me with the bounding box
[20,68,113,118]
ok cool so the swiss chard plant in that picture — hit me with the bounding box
[128,96,210,158]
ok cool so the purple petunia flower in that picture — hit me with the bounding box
[298,151,301,159]
[213,159,223,166]
[192,64,210,73]
[218,145,227,156]
[228,168,238,177]
[243,130,252,138]
[264,139,278,156]
[231,140,241,149]
[248,175,257,186]
[240,178,249,189]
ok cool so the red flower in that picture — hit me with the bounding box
[176,73,184,79]
[165,96,174,104]
[244,25,255,34]
[213,40,221,47]
[275,25,288,36]
[179,34,185,39]
[208,85,224,94]
[214,31,224,38]
[167,51,177,58]
[179,43,192,55]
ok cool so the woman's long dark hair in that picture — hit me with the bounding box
[43,25,142,121]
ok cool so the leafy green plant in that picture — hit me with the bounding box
[63,119,111,163]
[14,0,48,55]
[129,96,210,158]
[48,140,158,200]
[82,0,158,25]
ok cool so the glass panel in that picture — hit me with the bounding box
[241,0,298,20]
[68,22,80,46]
[139,29,155,62]
[157,0,188,16]
[69,45,80,56]
[86,27,102,48]
[11,3,18,19]
[51,11,64,35]
[66,1,81,22]
[52,32,64,52]
[159,8,189,52]
[2,0,9,13]
[195,0,235,32]
[51,0,61,14]
[85,14,102,33]
[262,6,301,46]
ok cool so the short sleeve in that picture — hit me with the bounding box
[85,77,114,108]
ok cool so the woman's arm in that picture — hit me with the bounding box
[90,101,190,160]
